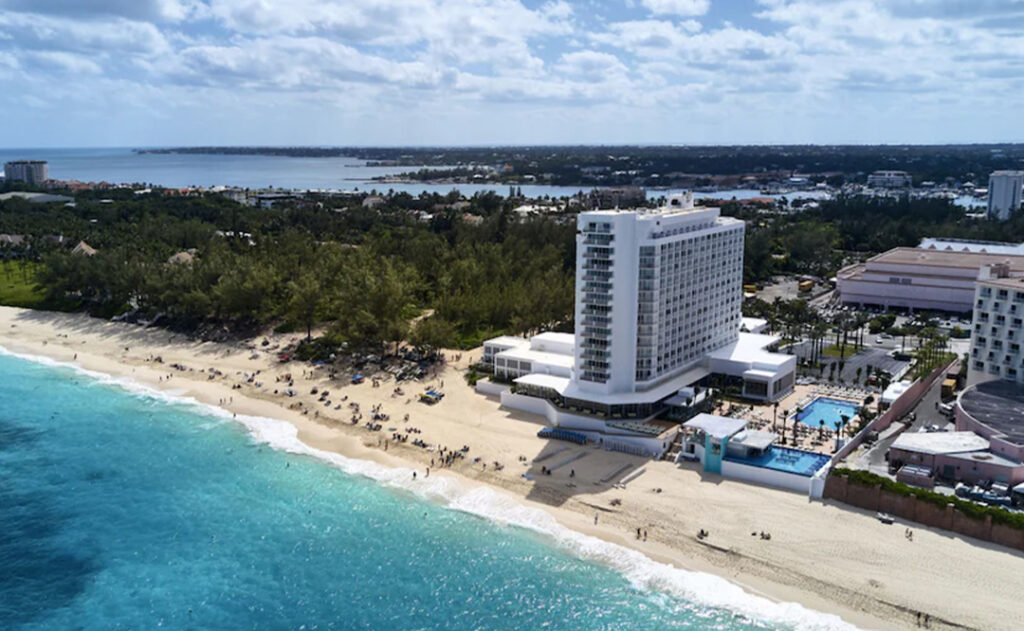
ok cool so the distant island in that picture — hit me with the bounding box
[135,144,1024,188]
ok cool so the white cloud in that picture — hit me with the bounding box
[0,0,202,22]
[554,50,628,82]
[173,36,448,90]
[640,0,710,17]
[1,0,1024,145]
[24,50,103,74]
[0,11,171,55]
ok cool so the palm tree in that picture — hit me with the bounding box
[780,408,789,445]
[835,414,849,451]
[818,419,825,440]
[772,401,779,432]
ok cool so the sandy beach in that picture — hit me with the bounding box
[2,305,1021,631]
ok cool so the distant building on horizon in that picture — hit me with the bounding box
[4,160,49,186]
[588,186,647,209]
[866,170,912,189]
[987,171,1024,221]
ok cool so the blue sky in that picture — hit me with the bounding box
[1,0,1023,147]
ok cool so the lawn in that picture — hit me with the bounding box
[0,260,47,308]
[821,343,860,359]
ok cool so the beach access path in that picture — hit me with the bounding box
[1,305,1021,631]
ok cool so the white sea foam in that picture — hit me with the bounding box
[0,345,862,630]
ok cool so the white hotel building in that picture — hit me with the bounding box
[480,194,795,429]
[987,171,1024,221]
[969,263,1024,383]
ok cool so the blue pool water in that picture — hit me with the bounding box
[0,348,857,630]
[725,447,831,477]
[795,397,859,430]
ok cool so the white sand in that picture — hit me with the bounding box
[1,305,1021,631]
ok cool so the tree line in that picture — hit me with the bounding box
[0,191,575,352]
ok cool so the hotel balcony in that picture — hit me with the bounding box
[582,281,613,293]
[582,247,614,259]
[583,234,614,246]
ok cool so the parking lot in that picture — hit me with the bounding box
[792,343,911,384]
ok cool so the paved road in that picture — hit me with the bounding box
[858,374,953,476]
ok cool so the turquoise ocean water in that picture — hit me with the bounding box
[0,348,856,630]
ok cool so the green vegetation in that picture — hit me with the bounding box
[0,190,575,350]
[144,144,1024,189]
[833,468,1024,530]
[739,194,1024,284]
[822,344,859,359]
[910,351,957,380]
[868,314,896,334]
[0,260,46,308]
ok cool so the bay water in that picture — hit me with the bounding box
[0,147,831,201]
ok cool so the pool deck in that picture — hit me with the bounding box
[713,384,880,456]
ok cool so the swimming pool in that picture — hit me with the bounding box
[724,446,831,477]
[795,397,859,430]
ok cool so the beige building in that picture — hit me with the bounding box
[837,247,1024,313]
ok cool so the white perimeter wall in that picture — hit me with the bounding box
[720,460,812,494]
[474,379,511,397]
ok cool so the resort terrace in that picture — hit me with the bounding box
[713,383,877,455]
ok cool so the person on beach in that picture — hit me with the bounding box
[594,513,598,525]
[643,530,647,541]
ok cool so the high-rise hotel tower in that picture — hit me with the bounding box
[574,193,745,396]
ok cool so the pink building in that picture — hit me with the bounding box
[955,380,1024,466]
[837,247,1024,313]
[889,431,1024,486]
